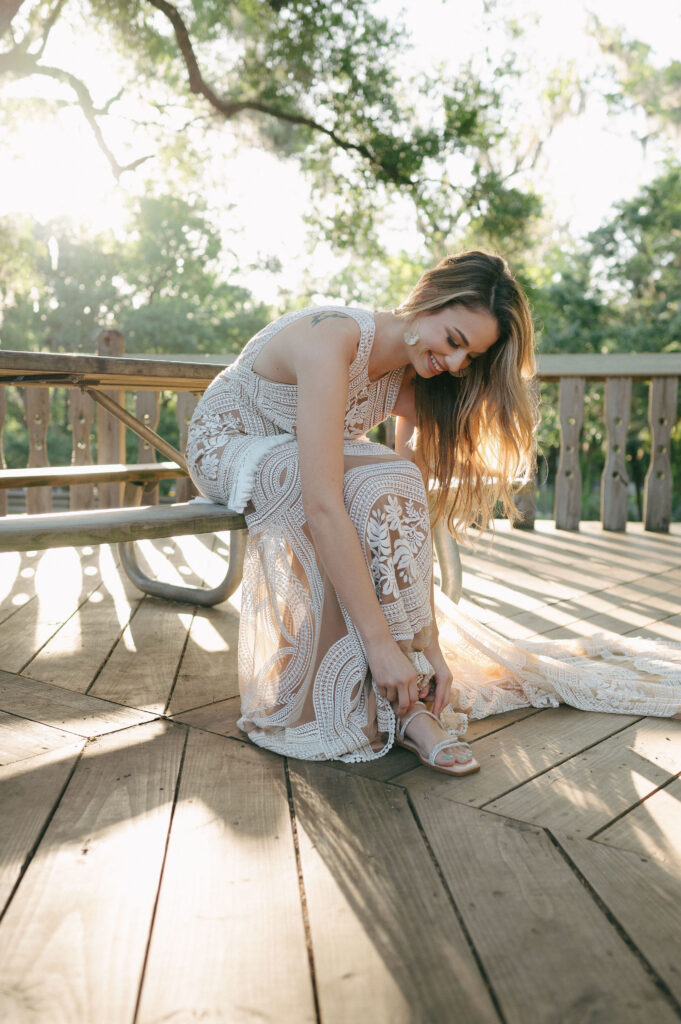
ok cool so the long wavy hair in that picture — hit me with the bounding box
[395,250,538,538]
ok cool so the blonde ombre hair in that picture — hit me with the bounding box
[395,250,538,538]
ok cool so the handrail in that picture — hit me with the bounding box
[0,348,678,531]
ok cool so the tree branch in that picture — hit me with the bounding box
[0,0,26,39]
[33,0,68,59]
[145,0,414,185]
[0,49,151,178]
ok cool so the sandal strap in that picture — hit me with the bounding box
[427,738,474,767]
[396,701,437,741]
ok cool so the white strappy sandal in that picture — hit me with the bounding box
[395,701,480,776]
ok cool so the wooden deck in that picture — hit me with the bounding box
[0,522,679,1023]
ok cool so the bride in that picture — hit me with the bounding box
[186,251,681,777]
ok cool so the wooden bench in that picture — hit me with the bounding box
[0,463,247,607]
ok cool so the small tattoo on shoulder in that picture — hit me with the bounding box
[310,312,351,327]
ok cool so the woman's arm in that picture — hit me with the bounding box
[293,318,420,716]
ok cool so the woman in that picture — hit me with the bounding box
[186,251,681,776]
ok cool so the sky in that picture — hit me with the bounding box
[0,0,678,301]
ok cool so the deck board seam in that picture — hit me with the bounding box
[84,594,146,696]
[284,759,322,1024]
[17,579,108,677]
[474,715,646,810]
[0,592,38,631]
[162,608,197,716]
[546,828,681,1018]
[587,769,681,842]
[0,739,87,925]
[132,723,190,1024]
[403,790,507,1023]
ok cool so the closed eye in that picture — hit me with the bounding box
[447,334,479,359]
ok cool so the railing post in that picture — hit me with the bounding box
[601,377,631,531]
[135,390,161,504]
[554,377,585,531]
[23,388,51,513]
[176,392,198,501]
[0,389,6,517]
[512,474,536,530]
[96,329,125,507]
[644,376,678,532]
[69,390,95,510]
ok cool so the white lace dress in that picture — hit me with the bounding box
[186,306,681,763]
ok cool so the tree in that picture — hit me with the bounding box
[0,194,270,353]
[0,0,554,256]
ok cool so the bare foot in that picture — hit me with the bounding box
[401,703,475,768]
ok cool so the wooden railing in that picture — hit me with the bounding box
[534,354,680,533]
[0,344,679,533]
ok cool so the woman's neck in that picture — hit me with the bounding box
[370,311,409,379]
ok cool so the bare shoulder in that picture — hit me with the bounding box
[252,308,360,385]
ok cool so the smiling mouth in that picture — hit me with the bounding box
[428,352,445,374]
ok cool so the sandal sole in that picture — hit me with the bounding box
[395,738,481,776]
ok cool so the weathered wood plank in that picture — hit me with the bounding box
[644,376,679,532]
[0,348,228,392]
[392,707,639,807]
[554,377,585,531]
[0,501,246,553]
[22,542,143,689]
[0,720,185,1024]
[596,775,681,871]
[23,388,51,514]
[88,534,222,711]
[0,742,84,912]
[96,330,126,509]
[171,694,243,738]
[0,709,78,767]
[0,546,104,674]
[137,731,316,1024]
[0,461,186,489]
[412,794,681,1023]
[68,388,95,511]
[554,830,681,1005]
[175,391,199,502]
[486,717,681,836]
[601,377,631,531]
[0,387,6,517]
[0,669,156,736]
[537,353,681,378]
[166,602,240,715]
[3,350,680,388]
[134,391,161,504]
[290,761,499,1023]
[88,598,192,713]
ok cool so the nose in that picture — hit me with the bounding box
[445,349,470,373]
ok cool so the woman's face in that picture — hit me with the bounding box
[409,305,499,378]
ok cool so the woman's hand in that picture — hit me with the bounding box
[366,638,420,717]
[422,636,453,718]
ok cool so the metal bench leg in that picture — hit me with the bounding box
[433,520,462,604]
[118,528,247,606]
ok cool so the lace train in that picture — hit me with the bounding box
[434,587,681,731]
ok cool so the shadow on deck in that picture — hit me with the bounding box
[0,522,679,1022]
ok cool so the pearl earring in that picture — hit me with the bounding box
[404,328,419,347]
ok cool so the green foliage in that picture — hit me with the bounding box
[0,194,271,354]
